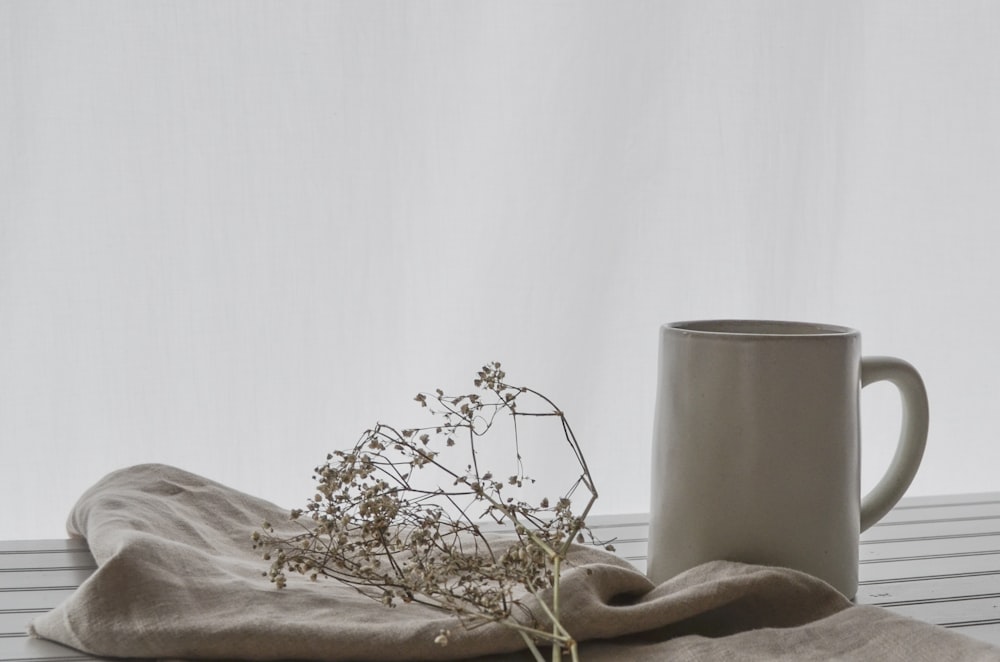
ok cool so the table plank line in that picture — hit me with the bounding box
[861,570,1000,585]
[862,531,1000,545]
[941,619,1000,628]
[861,550,1000,564]
[0,570,95,575]
[876,516,1000,527]
[0,544,87,555]
[873,593,1000,608]
[893,497,1000,510]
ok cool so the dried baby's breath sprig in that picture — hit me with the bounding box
[254,362,604,662]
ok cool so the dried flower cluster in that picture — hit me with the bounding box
[253,363,607,661]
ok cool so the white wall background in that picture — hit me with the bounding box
[2,1,999,539]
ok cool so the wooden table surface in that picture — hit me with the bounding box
[3,491,1000,660]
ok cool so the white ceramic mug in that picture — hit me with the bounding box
[646,320,929,598]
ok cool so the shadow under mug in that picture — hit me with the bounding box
[646,320,929,598]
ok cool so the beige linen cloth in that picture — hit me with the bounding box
[29,464,1000,661]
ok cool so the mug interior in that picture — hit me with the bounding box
[668,320,855,336]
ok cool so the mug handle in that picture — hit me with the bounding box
[859,356,930,531]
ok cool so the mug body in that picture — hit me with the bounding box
[646,320,862,597]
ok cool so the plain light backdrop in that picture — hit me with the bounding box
[2,1,998,539]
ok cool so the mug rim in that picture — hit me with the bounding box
[665,319,857,337]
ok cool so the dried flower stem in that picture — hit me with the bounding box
[254,363,606,661]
